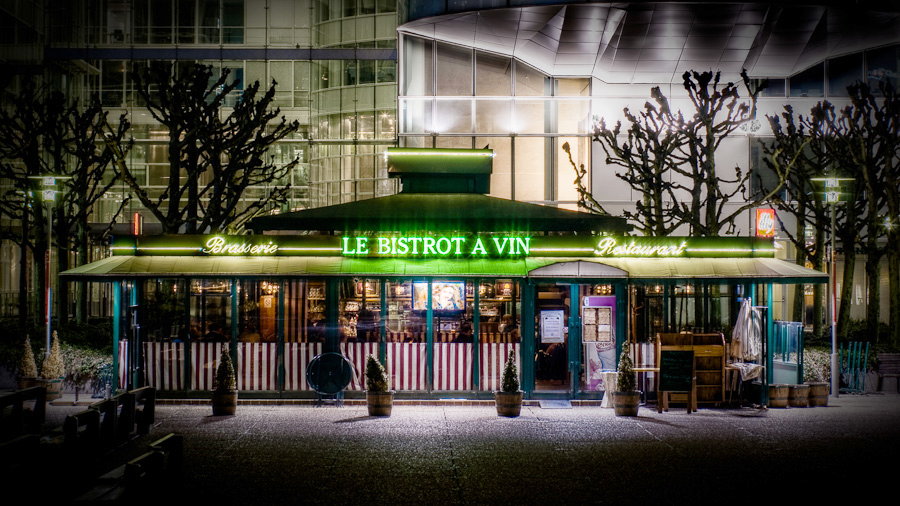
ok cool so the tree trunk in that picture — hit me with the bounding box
[812,228,825,339]
[18,212,30,327]
[865,253,882,344]
[890,239,900,349]
[836,245,855,340]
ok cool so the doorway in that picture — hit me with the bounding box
[534,284,570,391]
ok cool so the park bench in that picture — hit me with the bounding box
[876,353,900,393]
[64,408,101,452]
[0,386,46,440]
[131,386,156,435]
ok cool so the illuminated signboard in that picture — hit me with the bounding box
[755,209,776,238]
[112,235,775,259]
[341,235,531,257]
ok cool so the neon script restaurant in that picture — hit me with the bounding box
[63,148,827,400]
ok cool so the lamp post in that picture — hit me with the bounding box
[817,176,852,399]
[29,175,70,356]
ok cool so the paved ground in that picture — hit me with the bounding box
[36,393,900,504]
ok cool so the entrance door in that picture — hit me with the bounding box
[534,284,570,391]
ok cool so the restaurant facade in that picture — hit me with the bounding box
[62,148,828,401]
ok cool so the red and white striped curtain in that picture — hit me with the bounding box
[284,342,323,391]
[479,343,520,391]
[236,343,278,390]
[340,342,379,390]
[192,342,225,391]
[386,342,427,391]
[117,340,128,389]
[143,341,186,391]
[433,343,473,391]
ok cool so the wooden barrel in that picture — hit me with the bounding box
[788,384,809,407]
[806,382,829,407]
[495,391,523,417]
[768,384,789,408]
[366,391,393,417]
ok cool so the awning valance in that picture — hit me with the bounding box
[62,256,828,284]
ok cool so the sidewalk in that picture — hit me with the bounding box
[40,391,900,504]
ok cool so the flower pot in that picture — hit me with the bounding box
[44,378,63,401]
[212,390,238,416]
[495,391,523,417]
[613,391,641,417]
[366,391,393,417]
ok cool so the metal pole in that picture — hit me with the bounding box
[45,201,52,356]
[830,204,839,398]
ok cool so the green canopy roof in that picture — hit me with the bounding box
[248,193,630,234]
[61,255,827,284]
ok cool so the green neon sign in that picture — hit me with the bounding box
[341,235,531,258]
[593,237,687,257]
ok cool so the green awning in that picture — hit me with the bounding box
[528,258,828,283]
[62,255,827,283]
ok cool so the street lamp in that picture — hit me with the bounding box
[812,176,852,399]
[28,175,70,357]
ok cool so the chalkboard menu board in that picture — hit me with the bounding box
[659,350,694,392]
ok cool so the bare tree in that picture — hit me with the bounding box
[108,62,299,234]
[577,70,786,236]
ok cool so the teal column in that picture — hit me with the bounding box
[520,281,535,397]
[426,279,434,392]
[472,278,481,392]
[615,281,628,357]
[568,283,581,397]
[183,278,192,391]
[379,279,387,364]
[277,280,286,391]
[230,280,239,367]
[325,278,340,354]
[112,280,121,393]
[766,282,774,386]
[130,281,141,389]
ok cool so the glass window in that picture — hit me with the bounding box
[476,52,512,96]
[142,279,187,342]
[386,281,423,341]
[554,78,589,97]
[237,280,279,343]
[867,44,899,92]
[377,0,396,13]
[340,279,381,343]
[515,62,550,96]
[828,53,863,96]
[435,43,473,96]
[513,100,547,134]
[557,136,587,204]
[189,279,232,342]
[177,0,195,43]
[284,280,326,343]
[756,78,785,97]
[789,63,824,97]
[434,99,472,133]
[358,60,376,84]
[475,99,511,134]
[400,98,432,133]
[514,137,547,201]
[477,136,511,198]
[402,37,433,96]
[360,0,376,15]
[199,0,221,42]
[477,280,520,344]
[557,99,591,134]
[376,60,396,83]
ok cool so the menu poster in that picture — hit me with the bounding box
[540,310,565,343]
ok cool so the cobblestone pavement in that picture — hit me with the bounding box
[42,393,900,505]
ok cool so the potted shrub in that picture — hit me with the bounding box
[17,336,41,390]
[365,354,393,416]
[41,331,65,400]
[212,345,237,416]
[495,350,523,417]
[613,347,640,417]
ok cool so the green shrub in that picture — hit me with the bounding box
[500,350,519,393]
[616,347,636,393]
[365,354,389,393]
[214,346,236,392]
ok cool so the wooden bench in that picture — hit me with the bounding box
[63,408,101,452]
[876,353,900,393]
[132,386,156,435]
[0,386,46,440]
